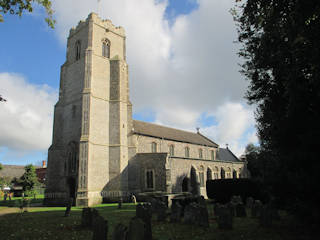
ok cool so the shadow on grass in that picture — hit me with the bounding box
[0,203,315,240]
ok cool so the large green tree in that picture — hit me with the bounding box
[20,164,39,196]
[234,0,320,222]
[0,0,55,28]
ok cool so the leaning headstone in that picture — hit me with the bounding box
[92,215,108,240]
[136,203,152,240]
[217,205,233,230]
[236,204,247,217]
[112,223,128,240]
[64,198,73,217]
[170,202,182,223]
[251,200,263,218]
[259,205,273,227]
[81,208,93,227]
[246,197,254,209]
[128,217,145,240]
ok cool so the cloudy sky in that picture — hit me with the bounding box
[0,0,258,165]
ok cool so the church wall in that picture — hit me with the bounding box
[135,135,217,160]
[168,157,244,198]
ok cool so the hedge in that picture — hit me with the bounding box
[206,178,269,204]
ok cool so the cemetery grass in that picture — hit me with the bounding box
[0,203,310,240]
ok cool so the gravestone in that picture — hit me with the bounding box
[128,217,145,240]
[227,202,236,217]
[92,215,108,240]
[156,201,167,222]
[118,197,123,209]
[198,205,209,227]
[217,205,233,230]
[92,208,100,227]
[112,223,128,240]
[197,196,206,207]
[170,202,182,223]
[136,203,152,240]
[259,205,273,227]
[246,197,254,209]
[214,203,221,217]
[251,200,263,218]
[184,203,197,224]
[236,204,247,217]
[81,208,93,227]
[64,198,73,217]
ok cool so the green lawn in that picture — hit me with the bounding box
[0,203,312,240]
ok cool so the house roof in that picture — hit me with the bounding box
[216,148,241,162]
[133,120,219,147]
[0,165,25,179]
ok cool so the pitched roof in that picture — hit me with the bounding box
[216,148,241,162]
[0,165,25,179]
[133,120,218,147]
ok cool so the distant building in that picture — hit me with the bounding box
[45,13,247,207]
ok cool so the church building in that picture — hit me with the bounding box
[45,13,246,206]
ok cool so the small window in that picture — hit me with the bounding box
[207,168,212,180]
[185,147,190,158]
[169,145,174,156]
[146,170,154,189]
[211,150,215,160]
[199,149,203,159]
[151,142,157,153]
[75,40,81,60]
[102,39,110,58]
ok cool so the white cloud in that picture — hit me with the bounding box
[0,73,57,152]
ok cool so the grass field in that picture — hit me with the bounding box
[0,203,314,240]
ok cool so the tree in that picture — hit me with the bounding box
[0,0,55,28]
[234,0,320,222]
[20,164,39,196]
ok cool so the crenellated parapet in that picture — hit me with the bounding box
[69,12,125,38]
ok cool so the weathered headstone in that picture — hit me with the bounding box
[136,203,152,240]
[156,201,167,222]
[251,200,263,218]
[226,202,236,217]
[64,198,73,217]
[198,205,209,227]
[184,203,196,224]
[197,196,206,207]
[81,207,93,227]
[236,204,247,217]
[246,197,254,209]
[259,205,273,227]
[170,202,182,223]
[217,205,233,230]
[128,217,145,240]
[112,223,128,240]
[214,203,221,217]
[92,208,100,227]
[92,215,108,240]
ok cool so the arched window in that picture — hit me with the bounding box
[221,168,225,179]
[145,169,154,189]
[151,142,157,153]
[226,167,232,178]
[199,165,204,187]
[199,148,203,159]
[169,145,174,156]
[102,39,110,58]
[233,170,237,179]
[75,40,81,60]
[185,147,190,158]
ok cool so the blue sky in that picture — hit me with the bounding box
[0,0,258,166]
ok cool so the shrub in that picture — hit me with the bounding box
[206,178,268,204]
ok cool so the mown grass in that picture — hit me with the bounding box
[0,203,313,240]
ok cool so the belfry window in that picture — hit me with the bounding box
[102,39,110,58]
[75,40,81,61]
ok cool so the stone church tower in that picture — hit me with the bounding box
[45,13,134,206]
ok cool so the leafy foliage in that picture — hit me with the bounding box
[20,164,39,196]
[234,0,320,222]
[0,0,55,28]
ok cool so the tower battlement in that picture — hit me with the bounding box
[69,12,125,38]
